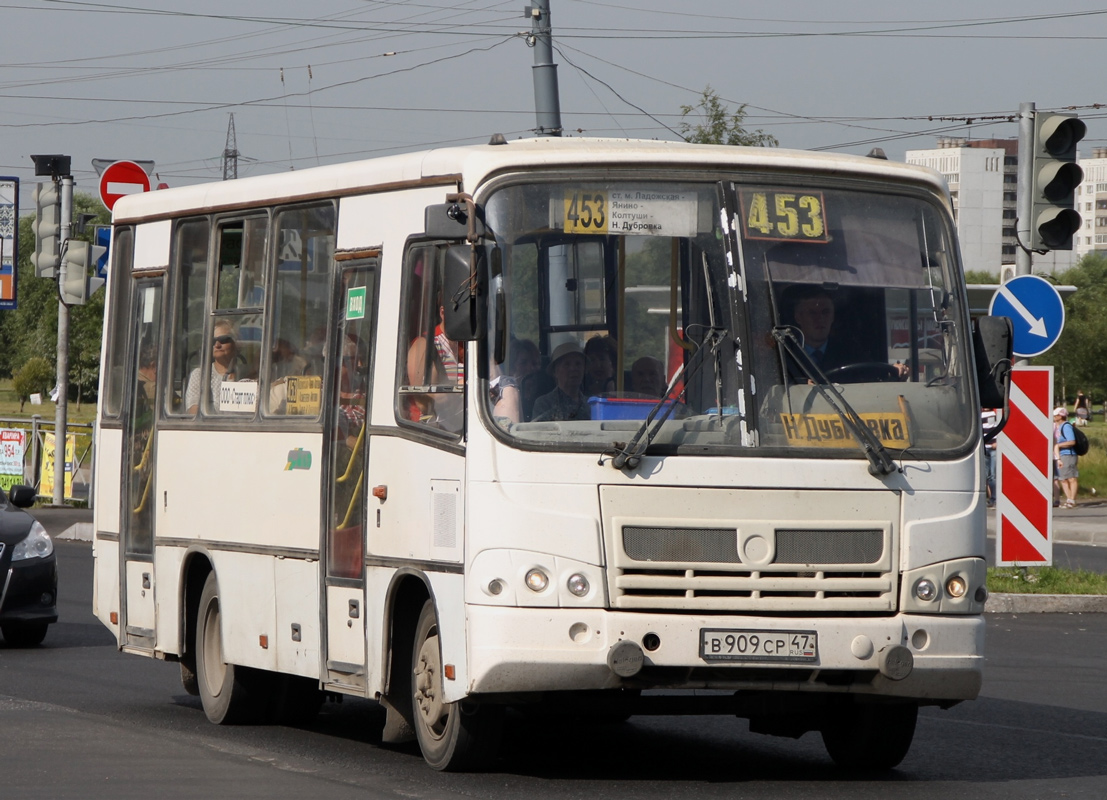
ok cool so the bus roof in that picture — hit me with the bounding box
[112,137,949,224]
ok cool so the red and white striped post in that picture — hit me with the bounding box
[995,366,1053,566]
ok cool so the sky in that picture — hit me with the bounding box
[3,0,1106,211]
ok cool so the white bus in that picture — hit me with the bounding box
[93,137,1011,771]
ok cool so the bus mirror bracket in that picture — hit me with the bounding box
[973,315,1013,442]
[424,196,486,241]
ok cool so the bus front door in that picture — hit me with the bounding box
[120,278,163,651]
[323,263,377,690]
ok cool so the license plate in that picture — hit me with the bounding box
[700,628,818,663]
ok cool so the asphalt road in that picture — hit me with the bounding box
[1,539,1106,798]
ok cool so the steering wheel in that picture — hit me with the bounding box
[823,362,902,384]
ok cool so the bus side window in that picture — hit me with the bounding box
[264,203,334,417]
[166,218,210,416]
[101,227,134,419]
[397,245,464,435]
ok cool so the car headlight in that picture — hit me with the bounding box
[12,521,53,561]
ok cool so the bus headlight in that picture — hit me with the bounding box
[914,578,938,602]
[946,575,967,598]
[525,568,549,593]
[566,573,589,597]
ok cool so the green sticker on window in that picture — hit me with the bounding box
[346,286,366,320]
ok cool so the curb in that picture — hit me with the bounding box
[54,523,93,542]
[985,593,1107,614]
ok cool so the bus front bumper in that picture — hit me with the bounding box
[465,605,983,702]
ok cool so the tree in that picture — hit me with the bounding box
[678,86,777,147]
[0,192,109,405]
[11,357,54,412]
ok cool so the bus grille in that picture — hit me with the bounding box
[614,526,894,612]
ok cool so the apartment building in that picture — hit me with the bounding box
[906,138,1075,276]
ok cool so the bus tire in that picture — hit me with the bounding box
[195,571,268,725]
[821,701,918,770]
[411,600,502,771]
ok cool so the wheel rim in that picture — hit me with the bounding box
[200,597,227,698]
[413,632,448,741]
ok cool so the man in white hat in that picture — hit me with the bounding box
[531,341,591,421]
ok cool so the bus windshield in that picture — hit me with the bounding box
[481,176,975,459]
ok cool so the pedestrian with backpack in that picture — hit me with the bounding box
[1053,407,1079,509]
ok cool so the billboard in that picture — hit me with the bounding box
[0,177,17,310]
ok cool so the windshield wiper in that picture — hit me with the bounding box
[612,254,726,472]
[610,326,725,471]
[771,325,899,478]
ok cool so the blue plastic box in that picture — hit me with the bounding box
[589,396,675,421]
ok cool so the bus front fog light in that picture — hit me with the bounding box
[567,573,589,597]
[915,578,938,602]
[525,568,549,593]
[946,575,967,598]
[487,579,504,596]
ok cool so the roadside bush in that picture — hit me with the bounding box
[11,357,54,412]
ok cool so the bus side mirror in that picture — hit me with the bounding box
[973,315,1013,412]
[424,202,486,240]
[443,244,485,342]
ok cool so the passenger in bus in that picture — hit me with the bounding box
[531,341,591,421]
[184,320,246,414]
[629,356,666,398]
[271,337,307,380]
[584,335,618,396]
[406,306,464,429]
[337,333,368,450]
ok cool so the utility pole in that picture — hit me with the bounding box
[1015,102,1035,278]
[526,0,562,137]
[223,113,240,181]
[54,173,73,507]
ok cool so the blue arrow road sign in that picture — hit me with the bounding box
[988,274,1065,358]
[94,225,110,278]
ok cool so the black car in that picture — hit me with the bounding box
[0,485,58,646]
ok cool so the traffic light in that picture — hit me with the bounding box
[59,240,107,306]
[32,182,61,278]
[1029,112,1086,251]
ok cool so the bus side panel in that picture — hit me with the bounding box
[93,427,122,536]
[274,557,321,678]
[216,550,278,671]
[154,545,184,655]
[366,437,464,564]
[92,537,121,640]
[155,429,323,551]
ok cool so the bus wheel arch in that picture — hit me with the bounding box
[178,551,214,696]
[379,572,431,744]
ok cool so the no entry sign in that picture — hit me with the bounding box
[99,160,151,212]
[996,366,1053,566]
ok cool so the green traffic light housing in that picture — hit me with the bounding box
[1029,112,1086,251]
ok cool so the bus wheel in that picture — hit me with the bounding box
[411,600,502,771]
[195,572,267,724]
[821,701,918,769]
